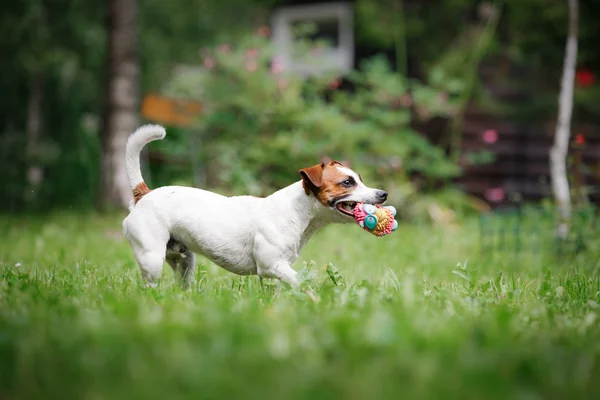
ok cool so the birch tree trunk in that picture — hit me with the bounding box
[25,72,44,205]
[100,0,139,209]
[549,0,578,239]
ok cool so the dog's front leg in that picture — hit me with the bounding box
[253,234,299,286]
[260,260,298,286]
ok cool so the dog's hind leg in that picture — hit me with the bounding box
[166,242,196,290]
[123,214,169,287]
[179,252,196,289]
[136,250,167,287]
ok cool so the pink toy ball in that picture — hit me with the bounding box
[353,203,398,237]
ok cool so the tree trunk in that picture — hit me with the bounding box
[549,0,578,239]
[100,0,139,210]
[25,72,45,206]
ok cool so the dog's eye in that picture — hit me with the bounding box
[340,178,355,187]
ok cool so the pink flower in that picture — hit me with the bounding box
[399,94,413,108]
[203,57,216,69]
[482,129,498,144]
[328,79,341,90]
[245,60,258,72]
[217,44,231,54]
[257,25,270,37]
[246,48,260,59]
[271,58,284,74]
[485,187,505,203]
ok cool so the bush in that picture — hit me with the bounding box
[164,29,472,220]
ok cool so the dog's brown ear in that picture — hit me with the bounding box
[299,163,325,195]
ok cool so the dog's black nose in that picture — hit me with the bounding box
[376,191,388,201]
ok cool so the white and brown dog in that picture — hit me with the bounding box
[122,125,388,288]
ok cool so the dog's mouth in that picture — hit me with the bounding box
[335,201,358,217]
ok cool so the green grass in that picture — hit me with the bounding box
[1,211,600,400]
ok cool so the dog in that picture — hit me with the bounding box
[122,125,388,288]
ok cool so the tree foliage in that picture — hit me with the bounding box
[0,0,105,211]
[162,31,465,218]
[0,0,267,211]
[0,0,597,213]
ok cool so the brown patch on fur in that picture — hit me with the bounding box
[299,160,354,205]
[133,182,151,205]
[299,162,325,195]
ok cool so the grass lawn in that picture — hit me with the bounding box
[1,211,599,399]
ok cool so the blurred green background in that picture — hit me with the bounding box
[2,0,600,218]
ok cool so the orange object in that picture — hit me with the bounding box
[141,93,203,127]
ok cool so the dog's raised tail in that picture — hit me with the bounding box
[126,124,166,205]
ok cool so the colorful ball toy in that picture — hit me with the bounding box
[353,203,398,237]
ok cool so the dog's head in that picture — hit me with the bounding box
[299,160,388,221]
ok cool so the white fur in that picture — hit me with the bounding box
[125,125,166,190]
[335,166,379,204]
[122,125,385,287]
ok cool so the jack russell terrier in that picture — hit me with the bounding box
[122,125,388,288]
